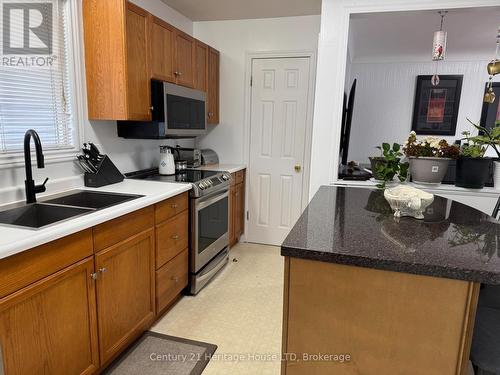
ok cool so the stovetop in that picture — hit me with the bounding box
[125,168,231,197]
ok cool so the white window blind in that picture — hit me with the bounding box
[0,0,73,153]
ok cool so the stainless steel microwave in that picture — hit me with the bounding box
[117,80,207,139]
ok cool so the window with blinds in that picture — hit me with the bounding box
[0,0,73,154]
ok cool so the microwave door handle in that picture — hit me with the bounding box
[196,191,229,211]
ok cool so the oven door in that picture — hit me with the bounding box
[192,189,229,273]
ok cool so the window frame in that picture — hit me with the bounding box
[0,0,83,168]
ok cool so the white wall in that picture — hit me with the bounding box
[347,60,500,163]
[309,0,500,199]
[0,0,194,204]
[193,16,321,164]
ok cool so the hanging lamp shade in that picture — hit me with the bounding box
[432,30,447,61]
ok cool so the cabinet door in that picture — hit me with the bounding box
[150,15,176,83]
[229,185,237,247]
[125,2,151,120]
[174,31,195,88]
[95,229,155,366]
[194,40,208,92]
[236,182,245,237]
[0,257,99,375]
[207,47,220,124]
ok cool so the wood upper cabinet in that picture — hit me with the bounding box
[174,31,196,88]
[207,47,220,124]
[95,228,155,366]
[194,41,208,92]
[150,15,176,83]
[0,257,99,375]
[125,2,151,120]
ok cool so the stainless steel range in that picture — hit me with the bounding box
[126,168,231,294]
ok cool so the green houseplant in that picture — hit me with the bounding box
[371,143,409,189]
[455,119,500,189]
[403,131,459,185]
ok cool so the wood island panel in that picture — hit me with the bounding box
[282,257,480,375]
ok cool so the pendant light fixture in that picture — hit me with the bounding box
[484,26,500,104]
[431,11,448,86]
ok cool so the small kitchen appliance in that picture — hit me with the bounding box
[201,149,219,165]
[159,146,175,175]
[173,147,201,168]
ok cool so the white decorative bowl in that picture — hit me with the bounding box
[383,185,434,219]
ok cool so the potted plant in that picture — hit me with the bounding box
[455,119,500,189]
[371,143,409,189]
[403,131,459,185]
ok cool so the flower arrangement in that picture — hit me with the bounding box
[403,131,460,159]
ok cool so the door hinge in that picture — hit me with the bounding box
[250,76,253,87]
[246,211,249,220]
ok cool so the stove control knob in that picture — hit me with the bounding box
[222,174,229,181]
[199,183,205,190]
[207,180,213,186]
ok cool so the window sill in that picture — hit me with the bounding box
[0,149,78,169]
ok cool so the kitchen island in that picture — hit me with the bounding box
[281,186,500,375]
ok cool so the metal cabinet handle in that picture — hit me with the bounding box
[171,276,179,283]
[149,106,154,111]
[99,267,107,273]
[208,112,214,118]
[90,272,98,280]
[172,234,179,240]
[171,203,178,208]
[177,71,183,76]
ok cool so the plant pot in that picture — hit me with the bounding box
[409,157,450,185]
[455,157,492,189]
[494,161,500,190]
[369,157,387,180]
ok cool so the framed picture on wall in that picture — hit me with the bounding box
[411,75,463,135]
[480,82,500,132]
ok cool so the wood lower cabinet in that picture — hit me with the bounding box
[0,192,188,373]
[156,249,188,314]
[95,228,155,366]
[0,257,99,375]
[207,47,220,124]
[229,169,246,247]
[150,15,176,83]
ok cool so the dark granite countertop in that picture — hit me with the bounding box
[281,186,500,284]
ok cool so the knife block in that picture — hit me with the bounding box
[84,155,124,188]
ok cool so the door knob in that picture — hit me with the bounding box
[294,164,302,173]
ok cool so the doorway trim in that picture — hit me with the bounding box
[242,50,317,241]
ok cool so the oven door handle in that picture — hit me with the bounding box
[196,190,229,211]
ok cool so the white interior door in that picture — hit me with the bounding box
[247,57,311,245]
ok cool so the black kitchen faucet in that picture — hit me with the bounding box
[24,129,48,204]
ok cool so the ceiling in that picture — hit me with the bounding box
[348,7,500,63]
[160,0,322,21]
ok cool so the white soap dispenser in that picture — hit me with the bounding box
[159,146,175,175]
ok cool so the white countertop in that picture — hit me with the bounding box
[195,164,246,174]
[0,179,191,260]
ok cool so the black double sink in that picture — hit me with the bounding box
[0,190,143,229]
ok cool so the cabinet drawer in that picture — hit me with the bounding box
[155,192,189,224]
[156,249,188,313]
[0,230,93,299]
[93,206,154,252]
[156,210,188,268]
